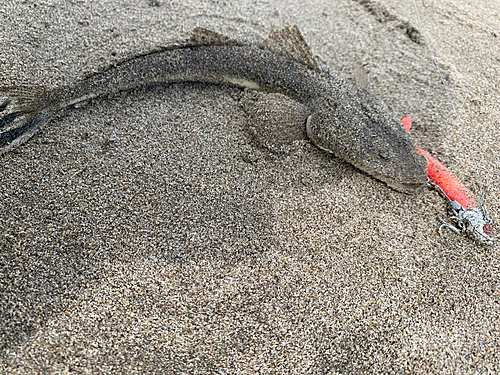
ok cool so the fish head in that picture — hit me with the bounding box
[306,91,427,192]
[468,214,495,246]
[451,202,495,246]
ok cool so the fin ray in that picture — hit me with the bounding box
[0,86,49,154]
[260,25,318,70]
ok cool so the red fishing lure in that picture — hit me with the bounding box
[402,117,494,245]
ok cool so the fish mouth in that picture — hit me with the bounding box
[473,228,494,246]
[365,168,427,193]
[480,236,495,246]
[400,181,426,191]
[383,179,426,193]
[474,221,494,246]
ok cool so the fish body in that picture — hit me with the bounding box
[0,26,427,191]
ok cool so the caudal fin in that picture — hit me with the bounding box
[0,86,51,155]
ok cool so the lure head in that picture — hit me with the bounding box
[450,200,495,246]
[306,85,427,192]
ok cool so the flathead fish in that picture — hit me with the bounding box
[0,26,426,191]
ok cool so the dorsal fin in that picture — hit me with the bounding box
[260,25,318,70]
[78,29,243,82]
[188,27,244,46]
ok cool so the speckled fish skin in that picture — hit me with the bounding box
[0,26,426,191]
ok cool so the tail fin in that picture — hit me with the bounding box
[0,86,51,155]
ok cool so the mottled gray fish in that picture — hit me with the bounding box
[0,26,426,191]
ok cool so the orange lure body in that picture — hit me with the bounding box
[401,116,493,245]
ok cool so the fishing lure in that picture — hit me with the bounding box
[402,117,494,245]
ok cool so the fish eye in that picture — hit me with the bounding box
[483,225,493,237]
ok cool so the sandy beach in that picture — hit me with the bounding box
[1,0,499,373]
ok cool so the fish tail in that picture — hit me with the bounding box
[0,86,53,155]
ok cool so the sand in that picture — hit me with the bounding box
[1,0,499,373]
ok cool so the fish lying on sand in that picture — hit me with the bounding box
[0,26,426,192]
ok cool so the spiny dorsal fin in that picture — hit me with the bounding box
[188,27,244,46]
[260,25,318,70]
